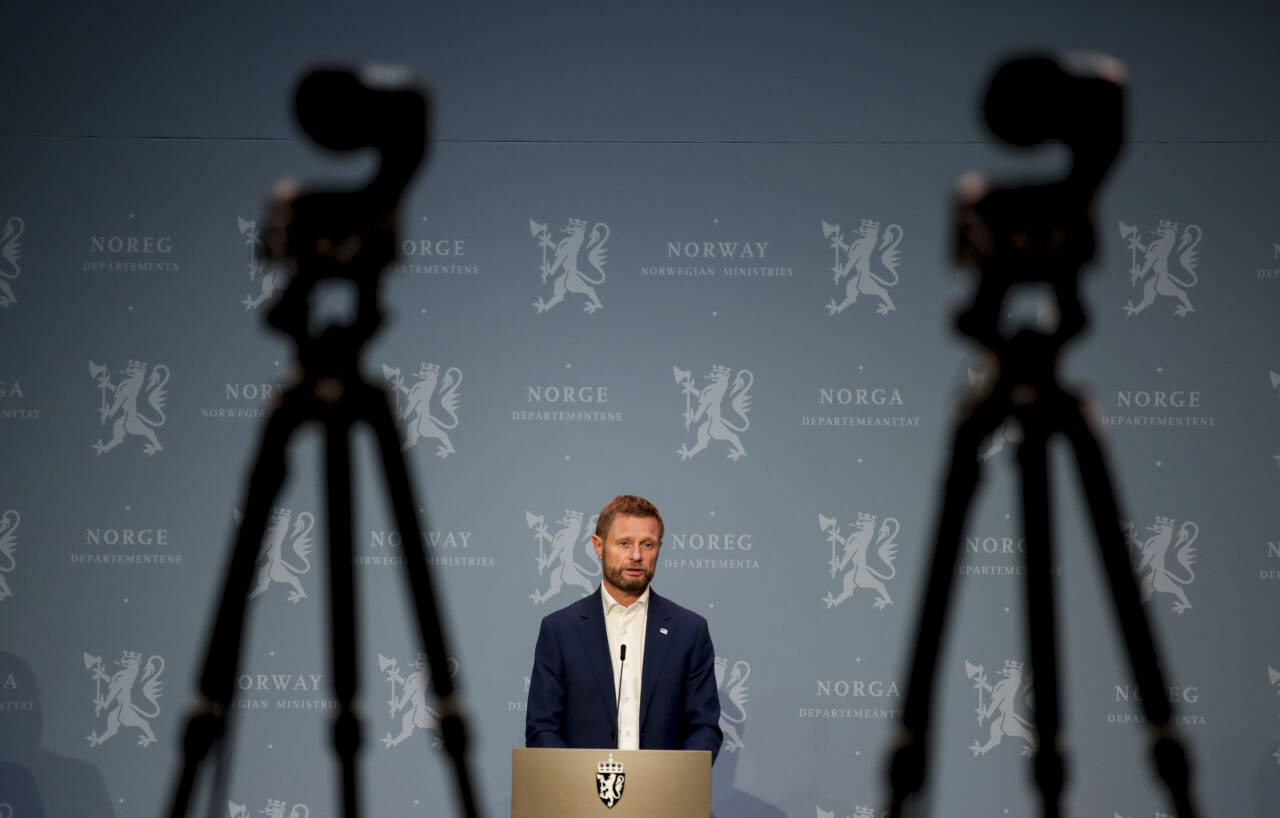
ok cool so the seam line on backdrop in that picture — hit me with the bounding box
[3,134,1279,145]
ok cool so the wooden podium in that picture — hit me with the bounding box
[511,747,711,817]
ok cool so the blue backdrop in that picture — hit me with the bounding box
[1,2,1278,817]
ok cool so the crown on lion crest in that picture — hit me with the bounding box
[122,650,142,662]
[1158,219,1178,232]
[856,512,876,524]
[127,359,146,372]
[562,509,582,523]
[1155,515,1174,526]
[597,753,624,775]
[859,218,880,231]
[710,365,731,377]
[416,362,439,378]
[264,799,287,811]
[1002,659,1023,674]
[568,218,586,229]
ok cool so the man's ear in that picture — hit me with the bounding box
[591,533,604,560]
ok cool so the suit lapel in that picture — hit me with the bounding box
[639,591,673,729]
[577,588,617,728]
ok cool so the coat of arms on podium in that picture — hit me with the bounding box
[596,753,625,808]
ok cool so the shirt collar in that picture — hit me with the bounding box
[601,582,650,615]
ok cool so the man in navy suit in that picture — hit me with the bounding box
[525,495,723,761]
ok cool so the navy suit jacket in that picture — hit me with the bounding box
[525,587,723,762]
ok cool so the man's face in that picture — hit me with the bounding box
[593,513,661,599]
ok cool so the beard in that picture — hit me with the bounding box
[604,559,654,593]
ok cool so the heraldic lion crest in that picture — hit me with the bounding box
[528,509,601,605]
[1125,516,1198,614]
[1119,220,1199,317]
[237,507,314,604]
[85,650,165,747]
[675,365,753,461]
[531,218,609,313]
[821,513,900,610]
[823,219,902,316]
[89,360,169,455]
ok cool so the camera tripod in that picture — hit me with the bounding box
[165,68,481,818]
[884,55,1198,818]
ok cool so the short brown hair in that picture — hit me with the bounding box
[595,495,664,542]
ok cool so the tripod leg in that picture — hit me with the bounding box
[888,398,1005,818]
[1061,405,1198,818]
[1016,419,1064,818]
[365,384,482,818]
[324,409,362,818]
[167,392,307,818]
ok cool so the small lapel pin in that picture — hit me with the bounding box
[660,628,668,635]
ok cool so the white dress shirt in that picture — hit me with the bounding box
[601,583,648,750]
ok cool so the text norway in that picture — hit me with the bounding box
[667,241,768,258]
[368,531,472,548]
[238,674,322,692]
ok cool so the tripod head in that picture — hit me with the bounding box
[262,66,430,373]
[954,54,1125,351]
